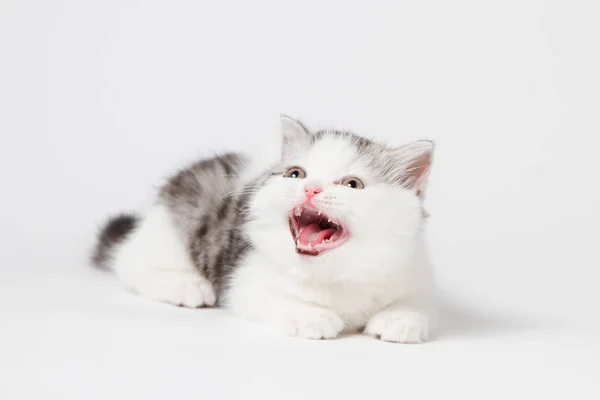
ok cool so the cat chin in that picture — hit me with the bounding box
[246,216,422,284]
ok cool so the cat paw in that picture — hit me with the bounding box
[138,272,216,309]
[173,275,216,308]
[283,309,344,340]
[364,310,429,343]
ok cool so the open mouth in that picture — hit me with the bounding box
[288,205,350,256]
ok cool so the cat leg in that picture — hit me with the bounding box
[226,265,344,339]
[113,204,216,308]
[364,301,431,343]
[279,301,345,339]
[237,294,344,340]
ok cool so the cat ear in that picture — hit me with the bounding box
[280,114,310,160]
[390,140,434,197]
[281,114,309,141]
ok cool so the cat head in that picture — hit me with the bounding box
[245,115,434,282]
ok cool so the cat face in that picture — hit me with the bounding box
[245,116,433,282]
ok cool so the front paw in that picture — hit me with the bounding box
[365,310,429,343]
[283,309,344,340]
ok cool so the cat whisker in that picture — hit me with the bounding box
[221,186,263,199]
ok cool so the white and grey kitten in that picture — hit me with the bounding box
[92,116,436,343]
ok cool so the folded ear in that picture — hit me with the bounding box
[280,114,310,160]
[390,140,434,197]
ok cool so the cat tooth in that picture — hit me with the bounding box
[295,207,302,217]
[307,243,313,250]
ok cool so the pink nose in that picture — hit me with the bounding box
[304,185,322,200]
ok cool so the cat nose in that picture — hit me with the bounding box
[304,185,322,200]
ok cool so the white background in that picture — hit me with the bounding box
[1,0,599,399]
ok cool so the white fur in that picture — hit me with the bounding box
[225,134,435,343]
[112,204,216,308]
[110,125,435,343]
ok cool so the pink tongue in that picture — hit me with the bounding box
[298,223,336,246]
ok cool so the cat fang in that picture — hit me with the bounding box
[288,205,350,256]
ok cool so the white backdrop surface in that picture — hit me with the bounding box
[1,1,599,399]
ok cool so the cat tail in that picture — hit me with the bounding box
[91,213,140,270]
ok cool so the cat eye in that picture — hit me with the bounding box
[284,167,306,179]
[340,177,365,189]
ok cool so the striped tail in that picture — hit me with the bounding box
[91,213,139,269]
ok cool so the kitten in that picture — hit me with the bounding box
[92,116,435,343]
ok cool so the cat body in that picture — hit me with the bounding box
[92,116,435,343]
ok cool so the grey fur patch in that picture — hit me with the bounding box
[91,213,139,269]
[158,153,252,299]
[313,129,377,154]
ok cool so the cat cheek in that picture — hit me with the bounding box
[286,185,306,203]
